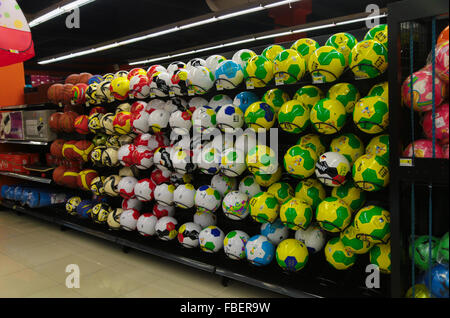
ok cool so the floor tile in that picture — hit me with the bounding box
[0,252,28,276]
[123,278,214,298]
[26,284,84,298]
[0,268,60,298]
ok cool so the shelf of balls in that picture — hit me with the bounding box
[0,172,52,184]
[0,199,389,298]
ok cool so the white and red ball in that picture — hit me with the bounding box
[132,145,154,170]
[120,209,140,231]
[118,144,136,167]
[134,178,156,202]
[118,176,138,199]
[136,213,158,236]
[153,204,175,219]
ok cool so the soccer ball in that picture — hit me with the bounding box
[221,148,247,177]
[261,219,289,246]
[215,60,244,89]
[353,205,391,244]
[109,77,130,101]
[244,101,276,131]
[118,144,136,167]
[352,153,389,191]
[216,105,244,132]
[177,222,202,248]
[167,61,186,74]
[353,96,389,134]
[194,185,222,212]
[366,134,390,163]
[122,197,142,211]
[193,210,217,228]
[244,55,274,88]
[85,83,99,105]
[153,147,174,172]
[131,111,150,134]
[147,109,170,133]
[295,223,327,253]
[107,208,123,230]
[233,91,259,114]
[315,152,351,187]
[66,197,81,216]
[100,113,116,135]
[310,98,347,134]
[170,147,197,175]
[88,113,103,134]
[364,24,388,49]
[340,225,374,254]
[294,177,326,210]
[326,82,361,114]
[154,183,175,206]
[245,235,275,266]
[330,133,364,166]
[90,176,106,196]
[134,178,156,202]
[155,216,178,241]
[409,235,440,271]
[164,97,188,114]
[283,145,318,179]
[149,71,171,97]
[331,180,366,212]
[209,94,233,112]
[308,46,346,83]
[246,144,278,175]
[403,139,445,158]
[293,85,324,110]
[172,183,196,209]
[253,167,282,187]
[118,176,138,199]
[89,146,106,167]
[187,66,215,95]
[136,213,158,236]
[273,49,307,84]
[279,197,313,230]
[325,237,357,270]
[104,175,122,197]
[153,204,175,219]
[206,55,227,73]
[120,209,140,231]
[262,44,285,61]
[249,192,279,224]
[325,32,358,66]
[435,40,449,83]
[232,49,257,70]
[196,145,221,175]
[169,109,193,135]
[267,182,294,205]
[238,175,262,198]
[423,103,449,144]
[191,106,217,134]
[278,100,310,134]
[222,191,249,221]
[132,146,153,170]
[368,81,388,101]
[96,80,113,103]
[262,88,290,114]
[186,58,207,70]
[113,111,132,135]
[296,133,327,156]
[370,242,391,274]
[290,38,320,65]
[224,230,250,260]
[210,173,236,197]
[170,69,190,96]
[276,238,309,272]
[349,40,388,79]
[199,226,224,253]
[129,75,150,99]
[316,197,352,233]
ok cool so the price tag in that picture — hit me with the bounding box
[129,95,135,100]
[311,74,325,84]
[150,92,156,98]
[275,75,284,86]
[70,100,75,105]
[399,158,413,167]
[85,102,90,107]
[169,91,175,97]
[246,80,254,90]
[216,83,224,91]
[188,89,195,96]
[58,102,63,107]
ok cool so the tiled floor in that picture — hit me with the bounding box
[0,210,284,298]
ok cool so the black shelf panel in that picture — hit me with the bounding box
[0,172,52,184]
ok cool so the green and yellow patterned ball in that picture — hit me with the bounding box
[294,178,326,210]
[308,46,346,83]
[273,49,307,84]
[365,134,389,163]
[246,144,278,175]
[268,182,294,205]
[262,44,285,61]
[354,205,391,244]
[253,167,282,187]
[326,82,361,113]
[262,88,290,114]
[296,133,327,156]
[325,237,357,270]
[364,24,388,49]
[349,40,388,79]
[368,81,388,101]
[290,38,320,66]
[244,101,276,131]
[353,95,389,134]
[278,100,310,134]
[244,55,274,87]
[331,180,366,212]
[293,85,324,110]
[325,32,358,66]
[316,197,352,233]
[340,225,373,254]
[330,133,365,165]
[352,153,389,192]
[249,191,279,223]
[370,242,391,274]
[280,197,313,230]
[276,238,309,272]
[283,145,318,179]
[310,98,347,134]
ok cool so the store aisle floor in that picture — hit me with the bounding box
[0,210,284,298]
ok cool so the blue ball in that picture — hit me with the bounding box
[246,235,275,266]
[423,264,449,298]
[76,200,93,219]
[233,91,259,113]
[1,185,9,199]
[88,75,104,85]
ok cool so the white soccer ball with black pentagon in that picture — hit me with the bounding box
[173,183,196,209]
[177,222,202,248]
[136,213,158,236]
[199,226,225,253]
[118,176,138,199]
[154,183,175,206]
[295,223,326,253]
[260,219,289,246]
[216,104,244,132]
[211,173,237,197]
[134,178,155,202]
[170,146,197,175]
[120,209,140,231]
[193,210,217,229]
[122,197,142,211]
[155,216,178,241]
[222,191,250,220]
[194,185,222,212]
[149,71,171,97]
[315,152,351,187]
[167,61,186,74]
[238,175,262,198]
[164,97,188,114]
[148,109,170,133]
[186,58,207,70]
[169,110,192,135]
[209,94,233,112]
[153,147,174,172]
[132,146,154,170]
[196,144,221,175]
[224,230,250,260]
[221,147,247,177]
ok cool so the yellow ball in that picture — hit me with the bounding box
[325,32,358,66]
[349,40,388,79]
[275,238,309,272]
[316,197,352,233]
[325,237,357,270]
[244,101,276,131]
[331,180,366,212]
[353,96,389,134]
[283,145,318,179]
[293,85,325,110]
[310,98,347,135]
[353,205,391,244]
[290,38,320,65]
[308,46,346,83]
[249,191,279,223]
[294,178,326,210]
[326,82,361,114]
[296,133,327,156]
[368,81,388,101]
[278,100,310,134]
[244,55,274,87]
[273,49,307,84]
[369,242,391,274]
[280,197,313,230]
[253,167,282,187]
[246,144,278,175]
[352,153,389,192]
[329,133,365,166]
[267,182,294,204]
[262,44,285,61]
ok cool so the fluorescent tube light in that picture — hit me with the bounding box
[264,0,301,9]
[217,5,264,20]
[179,17,218,30]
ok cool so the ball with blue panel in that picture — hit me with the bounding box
[215,60,244,89]
[245,235,275,266]
[261,219,289,246]
[233,91,259,113]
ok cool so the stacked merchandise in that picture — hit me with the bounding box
[1,184,68,208]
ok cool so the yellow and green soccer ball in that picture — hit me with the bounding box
[325,237,357,270]
[283,145,318,179]
[349,40,388,79]
[370,242,391,274]
[365,134,389,163]
[352,153,389,192]
[273,49,307,84]
[330,133,365,165]
[246,144,278,175]
[310,98,347,134]
[294,178,326,210]
[244,55,274,87]
[354,205,391,244]
[293,85,324,110]
[262,44,285,61]
[364,24,388,49]
[290,38,320,65]
[340,225,373,254]
[316,197,352,233]
[279,197,313,230]
[249,191,280,223]
[325,32,358,66]
[268,182,294,205]
[353,95,389,134]
[331,180,366,212]
[244,101,276,131]
[253,166,282,187]
[368,81,388,101]
[296,133,327,156]
[308,46,346,83]
[262,88,290,114]
[276,238,309,272]
[326,82,361,113]
[278,100,310,134]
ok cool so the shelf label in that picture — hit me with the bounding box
[188,89,195,96]
[246,80,254,90]
[150,92,156,98]
[169,91,175,97]
[399,158,414,167]
[275,75,284,86]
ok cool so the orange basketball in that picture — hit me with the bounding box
[438,26,449,45]
[47,84,63,103]
[78,72,93,84]
[65,74,80,85]
[60,111,79,133]
[50,139,66,158]
[62,140,78,160]
[74,140,94,162]
[52,166,67,185]
[77,169,99,190]
[74,115,89,135]
[62,169,80,188]
[62,84,74,105]
[49,112,63,131]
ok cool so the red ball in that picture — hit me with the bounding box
[60,111,79,133]
[74,115,90,135]
[49,112,63,132]
[74,140,94,162]
[65,74,80,84]
[71,83,88,105]
[151,168,172,185]
[62,168,80,188]
[50,139,66,158]
[52,166,67,185]
[62,84,75,105]
[77,169,99,190]
[89,106,107,116]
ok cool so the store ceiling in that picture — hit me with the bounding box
[19,0,391,72]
